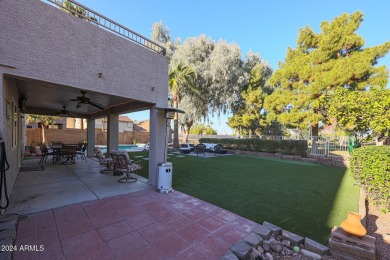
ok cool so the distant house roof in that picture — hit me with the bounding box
[119,116,133,123]
[134,120,149,132]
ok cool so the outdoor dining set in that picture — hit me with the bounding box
[38,141,87,164]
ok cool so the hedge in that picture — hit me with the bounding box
[350,146,390,213]
[199,138,308,157]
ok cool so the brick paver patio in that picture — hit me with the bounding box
[14,189,260,259]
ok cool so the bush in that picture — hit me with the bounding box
[199,138,307,157]
[350,146,390,213]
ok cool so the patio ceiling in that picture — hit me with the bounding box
[12,76,154,118]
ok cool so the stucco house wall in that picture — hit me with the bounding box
[0,0,168,107]
[0,0,168,204]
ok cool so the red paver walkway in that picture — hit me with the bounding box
[14,189,260,259]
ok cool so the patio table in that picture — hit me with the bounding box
[49,144,63,164]
[50,144,78,164]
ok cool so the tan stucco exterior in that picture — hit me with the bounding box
[0,0,169,208]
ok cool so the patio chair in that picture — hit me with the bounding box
[61,145,77,164]
[195,144,206,157]
[94,147,113,174]
[211,144,227,155]
[110,151,142,183]
[76,143,88,161]
[38,142,54,164]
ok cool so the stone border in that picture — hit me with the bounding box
[226,149,350,168]
[220,221,330,260]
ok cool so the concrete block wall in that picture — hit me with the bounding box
[26,128,150,146]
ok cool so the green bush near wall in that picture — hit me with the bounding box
[350,146,390,213]
[199,138,308,157]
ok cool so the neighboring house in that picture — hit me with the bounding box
[66,118,88,129]
[0,0,169,206]
[96,115,134,132]
[133,120,150,132]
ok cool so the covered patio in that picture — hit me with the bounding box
[1,0,169,215]
[7,158,151,216]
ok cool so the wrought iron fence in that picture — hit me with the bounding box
[42,0,166,55]
[178,134,376,158]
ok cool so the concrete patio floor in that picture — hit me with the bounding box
[7,158,151,216]
[7,157,262,259]
[13,189,259,259]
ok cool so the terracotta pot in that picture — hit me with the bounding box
[340,211,366,237]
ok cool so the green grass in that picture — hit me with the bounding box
[128,152,359,244]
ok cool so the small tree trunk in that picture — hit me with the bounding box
[41,125,46,144]
[311,123,319,154]
[184,119,194,143]
[173,97,180,149]
[311,124,319,137]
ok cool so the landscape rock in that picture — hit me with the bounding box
[248,248,262,260]
[262,240,270,252]
[265,252,273,260]
[282,240,290,247]
[284,248,293,255]
[257,246,264,254]
[270,241,282,253]
[263,221,282,235]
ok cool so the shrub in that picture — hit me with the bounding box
[199,138,307,157]
[350,146,390,213]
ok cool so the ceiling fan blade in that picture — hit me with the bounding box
[87,101,105,110]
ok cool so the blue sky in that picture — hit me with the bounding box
[78,0,390,134]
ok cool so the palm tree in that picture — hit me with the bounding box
[168,63,196,149]
[27,115,57,144]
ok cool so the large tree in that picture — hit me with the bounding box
[265,11,390,137]
[171,35,248,138]
[151,21,177,58]
[168,63,196,149]
[228,52,275,137]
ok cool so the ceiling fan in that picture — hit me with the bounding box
[69,90,105,110]
[57,105,75,117]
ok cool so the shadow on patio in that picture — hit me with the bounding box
[7,158,151,216]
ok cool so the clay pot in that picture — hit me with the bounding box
[340,211,366,237]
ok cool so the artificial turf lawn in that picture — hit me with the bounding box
[128,151,359,244]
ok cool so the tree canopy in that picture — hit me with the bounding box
[189,123,217,135]
[228,52,276,136]
[170,35,248,136]
[265,11,390,136]
[327,88,390,137]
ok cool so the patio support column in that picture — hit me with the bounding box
[107,113,119,153]
[148,108,166,186]
[86,118,95,157]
